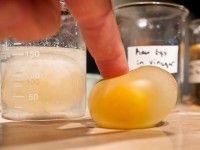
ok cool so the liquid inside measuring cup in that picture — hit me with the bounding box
[1,47,86,120]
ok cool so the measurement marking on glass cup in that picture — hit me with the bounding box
[28,93,39,101]
[11,72,24,76]
[13,84,23,88]
[30,73,40,79]
[12,53,25,56]
[26,51,40,58]
[13,80,25,83]
[12,95,25,99]
[14,106,23,109]
[11,76,25,81]
[13,42,22,46]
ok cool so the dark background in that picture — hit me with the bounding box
[173,0,200,18]
[87,0,200,74]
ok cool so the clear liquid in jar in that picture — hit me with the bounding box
[1,47,86,120]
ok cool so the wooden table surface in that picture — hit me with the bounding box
[0,104,200,150]
[0,75,200,150]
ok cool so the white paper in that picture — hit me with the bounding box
[128,45,178,73]
[189,60,200,83]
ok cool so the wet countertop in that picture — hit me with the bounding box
[0,74,200,150]
[0,105,200,150]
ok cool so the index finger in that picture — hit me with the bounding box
[66,0,129,79]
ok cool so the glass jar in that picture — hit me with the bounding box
[115,2,189,104]
[0,1,86,120]
[189,19,200,104]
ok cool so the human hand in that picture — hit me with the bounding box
[0,0,128,78]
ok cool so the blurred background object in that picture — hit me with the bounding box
[189,19,200,104]
[115,2,188,104]
[87,0,199,99]
[112,0,199,19]
[87,0,199,74]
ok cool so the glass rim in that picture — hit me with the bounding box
[190,19,200,29]
[115,1,189,17]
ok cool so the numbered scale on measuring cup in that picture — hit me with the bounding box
[1,48,42,110]
[0,46,86,120]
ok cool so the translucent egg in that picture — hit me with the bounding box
[89,66,177,129]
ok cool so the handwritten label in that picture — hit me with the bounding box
[128,45,178,73]
[189,60,200,83]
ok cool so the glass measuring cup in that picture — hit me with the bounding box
[0,1,86,120]
[115,2,189,104]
